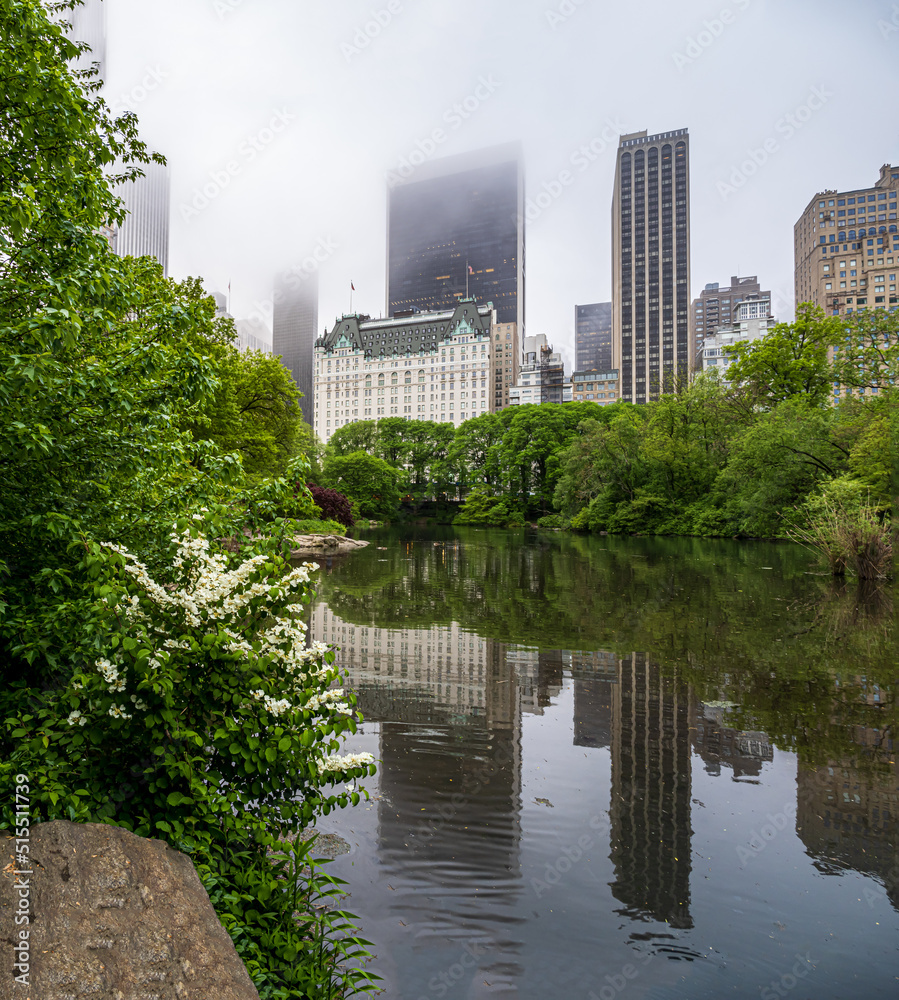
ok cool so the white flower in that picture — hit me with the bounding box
[129,695,149,711]
[318,752,374,775]
[108,704,132,720]
[66,710,87,727]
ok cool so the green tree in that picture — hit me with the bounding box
[726,303,840,407]
[448,412,504,494]
[189,339,307,478]
[326,419,379,457]
[321,451,401,519]
[830,307,899,395]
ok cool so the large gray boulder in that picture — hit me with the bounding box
[0,821,259,1000]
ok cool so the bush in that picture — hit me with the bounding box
[292,518,347,536]
[307,484,355,528]
[536,514,569,530]
[1,520,379,996]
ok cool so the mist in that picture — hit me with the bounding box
[96,0,898,371]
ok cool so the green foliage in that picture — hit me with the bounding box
[321,452,401,519]
[1,524,378,997]
[0,5,377,994]
[725,303,840,407]
[292,518,348,536]
[187,338,309,479]
[454,487,520,527]
[536,514,569,529]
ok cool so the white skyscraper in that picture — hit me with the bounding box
[67,0,171,274]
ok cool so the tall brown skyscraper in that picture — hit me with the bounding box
[612,130,692,403]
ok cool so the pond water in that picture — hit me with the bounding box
[308,526,898,1000]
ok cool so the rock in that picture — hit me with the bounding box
[290,534,369,558]
[0,821,259,1000]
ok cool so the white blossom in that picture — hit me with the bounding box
[318,752,375,775]
[66,710,87,727]
[108,704,132,720]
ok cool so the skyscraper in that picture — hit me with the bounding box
[612,130,692,403]
[274,270,319,427]
[387,143,524,413]
[575,301,613,371]
[67,0,171,274]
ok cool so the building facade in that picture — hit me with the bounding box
[274,270,319,426]
[691,275,769,356]
[508,335,568,405]
[386,143,525,334]
[492,321,519,410]
[700,296,776,382]
[575,302,613,371]
[794,164,899,318]
[571,369,619,404]
[612,129,692,403]
[313,300,494,442]
[113,160,171,275]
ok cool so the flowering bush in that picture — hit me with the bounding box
[4,518,378,996]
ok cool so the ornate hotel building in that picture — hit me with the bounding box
[312,299,495,443]
[612,129,692,403]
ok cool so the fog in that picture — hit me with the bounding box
[93,0,898,368]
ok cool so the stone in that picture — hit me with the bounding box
[290,534,369,558]
[0,821,259,1000]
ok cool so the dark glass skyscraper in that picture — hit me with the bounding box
[575,301,613,371]
[612,130,691,403]
[386,143,524,331]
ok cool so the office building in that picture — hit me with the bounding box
[508,335,568,405]
[274,270,319,426]
[571,369,619,404]
[113,160,171,275]
[68,0,171,274]
[493,321,519,410]
[575,302,613,371]
[700,295,776,381]
[691,275,769,354]
[313,299,495,442]
[612,129,692,403]
[794,164,899,317]
[386,143,524,331]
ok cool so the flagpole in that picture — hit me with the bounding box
[349,281,353,314]
[466,261,469,299]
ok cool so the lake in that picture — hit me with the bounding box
[307,526,898,999]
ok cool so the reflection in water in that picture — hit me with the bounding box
[308,528,898,999]
[610,655,693,929]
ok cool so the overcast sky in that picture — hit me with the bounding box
[97,0,899,368]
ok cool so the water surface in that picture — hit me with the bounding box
[309,527,898,999]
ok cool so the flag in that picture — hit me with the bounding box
[468,265,474,275]
[351,281,355,291]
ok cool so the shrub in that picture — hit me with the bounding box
[307,484,355,528]
[536,514,569,530]
[292,518,348,536]
[1,519,378,996]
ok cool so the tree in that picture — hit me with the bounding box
[326,419,379,457]
[448,412,504,494]
[321,451,401,519]
[725,303,840,407]
[830,307,899,394]
[188,339,307,478]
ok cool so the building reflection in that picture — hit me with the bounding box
[691,702,773,779]
[609,654,693,929]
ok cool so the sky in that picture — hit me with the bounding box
[94,0,899,370]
